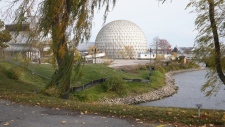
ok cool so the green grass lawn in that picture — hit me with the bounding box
[26,63,150,86]
[0,61,162,101]
[0,61,224,126]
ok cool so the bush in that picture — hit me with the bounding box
[102,75,127,95]
[122,66,138,73]
[155,54,165,60]
[4,67,22,80]
[137,64,148,70]
[73,91,98,102]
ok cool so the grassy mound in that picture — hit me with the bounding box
[0,61,224,126]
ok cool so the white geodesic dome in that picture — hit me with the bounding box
[95,20,148,59]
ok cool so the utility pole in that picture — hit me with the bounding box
[92,48,97,64]
[149,48,152,64]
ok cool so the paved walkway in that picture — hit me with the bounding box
[0,100,174,127]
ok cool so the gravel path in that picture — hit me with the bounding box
[0,100,174,127]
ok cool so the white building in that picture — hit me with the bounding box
[3,17,53,63]
[95,20,148,59]
[138,52,156,60]
[4,23,40,61]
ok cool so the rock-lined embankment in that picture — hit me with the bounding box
[99,68,202,105]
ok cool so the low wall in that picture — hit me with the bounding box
[70,78,149,93]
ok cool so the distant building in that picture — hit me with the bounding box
[77,42,95,54]
[77,42,106,62]
[138,51,156,60]
[4,22,40,62]
[176,47,194,59]
[95,20,148,59]
[2,17,53,63]
[172,47,178,53]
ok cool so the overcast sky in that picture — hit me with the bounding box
[90,0,197,48]
[0,0,197,48]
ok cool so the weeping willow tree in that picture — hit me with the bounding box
[0,19,11,49]
[187,0,225,96]
[8,0,116,99]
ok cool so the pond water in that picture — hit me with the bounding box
[139,70,225,110]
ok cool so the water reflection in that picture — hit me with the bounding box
[139,70,225,110]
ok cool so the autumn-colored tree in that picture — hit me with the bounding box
[158,39,171,54]
[171,52,177,59]
[151,37,159,57]
[88,46,99,55]
[8,0,116,99]
[151,37,171,55]
[188,0,225,96]
[120,46,135,59]
[0,19,11,49]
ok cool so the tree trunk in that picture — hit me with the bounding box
[56,36,71,99]
[207,0,225,84]
[50,6,72,99]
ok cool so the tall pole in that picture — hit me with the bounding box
[149,48,152,65]
[95,48,96,64]
[113,40,114,65]
[93,48,97,64]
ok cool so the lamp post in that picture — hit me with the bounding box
[149,48,152,65]
[92,48,97,64]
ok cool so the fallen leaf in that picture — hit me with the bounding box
[61,121,66,124]
[167,112,172,115]
[3,122,9,126]
[191,115,198,118]
[209,124,214,126]
[181,111,186,113]
[159,119,163,122]
[222,114,225,121]
[136,119,140,121]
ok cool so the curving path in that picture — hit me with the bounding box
[0,100,174,127]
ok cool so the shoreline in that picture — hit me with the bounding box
[98,68,203,105]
